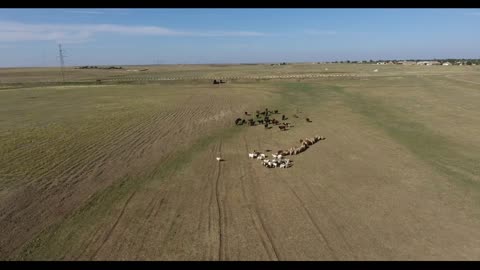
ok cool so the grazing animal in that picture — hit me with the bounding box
[235,118,244,125]
[280,163,286,168]
[264,123,269,128]
[282,115,286,120]
[213,80,220,84]
[274,110,278,114]
[306,118,312,122]
[216,157,222,161]
[245,112,250,116]
[279,125,286,131]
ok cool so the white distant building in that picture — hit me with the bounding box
[442,62,452,66]
[417,61,441,66]
[400,61,416,65]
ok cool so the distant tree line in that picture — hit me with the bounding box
[75,66,123,69]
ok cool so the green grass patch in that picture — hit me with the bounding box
[329,85,480,193]
[16,120,245,260]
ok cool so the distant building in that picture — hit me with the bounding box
[417,61,441,66]
[400,61,416,65]
[442,62,452,66]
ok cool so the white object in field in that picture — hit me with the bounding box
[325,68,328,71]
[216,157,222,161]
[373,69,378,72]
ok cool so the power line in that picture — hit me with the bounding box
[57,44,67,83]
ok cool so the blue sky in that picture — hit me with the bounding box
[0,8,479,67]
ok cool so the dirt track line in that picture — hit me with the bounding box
[215,139,225,260]
[89,190,136,260]
[445,75,480,85]
[271,140,338,260]
[242,135,281,261]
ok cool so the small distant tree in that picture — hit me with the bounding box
[466,61,473,66]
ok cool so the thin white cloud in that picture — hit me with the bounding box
[64,10,105,15]
[304,30,337,35]
[0,21,266,43]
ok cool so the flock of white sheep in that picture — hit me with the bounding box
[248,151,291,168]
[247,135,326,169]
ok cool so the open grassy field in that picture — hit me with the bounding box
[1,64,479,260]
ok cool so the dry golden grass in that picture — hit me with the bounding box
[1,64,479,260]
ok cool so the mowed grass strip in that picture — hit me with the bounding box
[325,83,480,194]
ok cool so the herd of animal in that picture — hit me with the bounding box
[248,151,291,168]
[213,79,226,84]
[234,108,309,131]
[248,135,326,169]
[232,107,324,169]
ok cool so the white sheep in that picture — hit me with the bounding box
[216,157,222,161]
[260,153,266,159]
[280,163,286,168]
[248,153,257,159]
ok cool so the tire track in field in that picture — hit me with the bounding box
[214,139,225,260]
[90,190,137,260]
[241,134,281,260]
[271,133,339,260]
